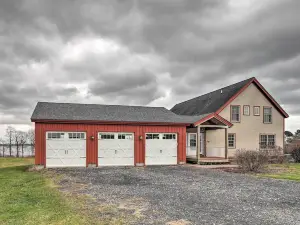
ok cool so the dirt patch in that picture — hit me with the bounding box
[166,219,192,225]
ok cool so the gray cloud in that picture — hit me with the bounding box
[0,0,299,132]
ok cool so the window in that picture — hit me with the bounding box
[263,107,272,123]
[231,106,240,122]
[253,106,260,116]
[146,134,160,139]
[68,132,85,139]
[47,132,64,139]
[228,133,236,148]
[243,105,250,116]
[118,134,133,140]
[163,134,176,140]
[99,133,115,139]
[260,134,275,149]
[189,134,196,147]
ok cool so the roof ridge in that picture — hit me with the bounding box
[37,101,167,109]
[173,77,254,107]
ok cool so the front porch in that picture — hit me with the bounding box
[186,114,231,165]
[186,156,230,164]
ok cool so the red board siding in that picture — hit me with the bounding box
[35,123,187,167]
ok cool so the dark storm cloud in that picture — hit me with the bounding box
[89,70,162,104]
[0,0,299,130]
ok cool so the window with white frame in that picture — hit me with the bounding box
[47,132,64,139]
[68,132,85,139]
[189,134,196,147]
[228,133,236,148]
[118,134,133,140]
[162,134,176,140]
[253,106,260,116]
[243,105,250,116]
[231,106,240,122]
[260,134,275,149]
[146,134,160,139]
[263,107,272,123]
[99,133,115,139]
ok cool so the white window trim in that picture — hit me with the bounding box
[231,105,241,122]
[243,105,250,116]
[253,106,260,116]
[260,134,276,149]
[188,133,197,147]
[228,133,236,149]
[263,107,272,124]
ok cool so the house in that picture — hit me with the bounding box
[31,77,288,167]
[171,77,289,159]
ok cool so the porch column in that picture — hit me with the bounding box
[197,125,201,163]
[225,128,228,159]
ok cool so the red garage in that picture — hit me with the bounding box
[31,102,190,168]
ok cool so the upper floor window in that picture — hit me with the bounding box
[243,105,250,116]
[260,134,275,149]
[253,106,260,116]
[231,105,240,122]
[263,107,272,123]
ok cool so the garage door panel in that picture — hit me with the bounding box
[98,132,134,166]
[145,133,178,165]
[46,158,86,168]
[98,157,134,166]
[146,156,177,165]
[46,132,86,167]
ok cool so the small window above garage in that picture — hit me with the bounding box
[118,134,133,140]
[47,132,65,139]
[146,134,160,139]
[163,134,176,140]
[99,133,115,139]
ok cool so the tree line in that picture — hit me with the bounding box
[285,129,300,143]
[0,126,35,157]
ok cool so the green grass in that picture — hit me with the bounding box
[258,163,300,181]
[0,158,95,225]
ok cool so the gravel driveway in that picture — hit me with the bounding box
[53,166,300,225]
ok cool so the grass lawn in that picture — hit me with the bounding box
[258,163,300,181]
[0,158,96,225]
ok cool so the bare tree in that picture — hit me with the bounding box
[5,126,16,157]
[19,132,28,158]
[27,129,35,155]
[15,131,21,157]
[0,138,5,157]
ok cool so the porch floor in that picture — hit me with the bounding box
[186,156,230,164]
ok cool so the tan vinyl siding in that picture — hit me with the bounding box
[218,83,284,157]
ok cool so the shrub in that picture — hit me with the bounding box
[291,148,300,163]
[262,146,285,164]
[236,150,268,172]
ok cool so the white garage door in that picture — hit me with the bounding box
[145,133,178,165]
[98,133,134,166]
[46,132,86,168]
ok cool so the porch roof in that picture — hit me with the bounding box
[180,113,233,127]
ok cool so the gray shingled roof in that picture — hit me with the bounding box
[31,102,203,124]
[170,77,253,116]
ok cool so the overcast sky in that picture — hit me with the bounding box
[0,0,299,136]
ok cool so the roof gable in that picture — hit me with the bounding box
[171,77,289,118]
[170,77,253,116]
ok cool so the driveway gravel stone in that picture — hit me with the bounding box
[52,165,300,225]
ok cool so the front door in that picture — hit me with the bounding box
[187,133,204,156]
